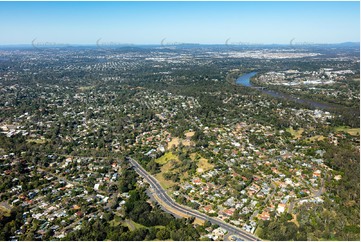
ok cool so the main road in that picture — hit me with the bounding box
[127,157,260,241]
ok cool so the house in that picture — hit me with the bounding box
[285,178,293,185]
[242,224,256,233]
[258,211,270,221]
[334,175,342,181]
[203,205,215,214]
[224,197,236,207]
[73,205,80,210]
[212,227,227,239]
[111,173,118,181]
[94,184,100,191]
[111,162,118,168]
[12,199,21,206]
[192,178,202,185]
[230,220,241,226]
[65,157,73,163]
[277,203,286,214]
[313,170,321,178]
[221,208,235,217]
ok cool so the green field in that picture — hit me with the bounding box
[155,152,178,165]
[109,216,122,227]
[155,160,177,189]
[123,219,146,231]
[286,127,304,139]
[334,126,360,136]
[155,152,179,189]
[155,152,191,189]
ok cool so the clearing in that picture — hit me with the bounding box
[167,137,180,149]
[111,217,165,231]
[155,152,178,165]
[307,135,326,142]
[155,160,178,189]
[109,216,122,227]
[155,153,189,190]
[290,214,300,227]
[0,204,11,220]
[286,127,304,139]
[334,126,360,136]
[167,136,193,150]
[190,153,214,173]
[185,131,195,139]
[27,138,48,144]
[123,219,146,231]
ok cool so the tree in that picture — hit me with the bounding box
[156,229,170,240]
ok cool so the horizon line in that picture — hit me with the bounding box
[0,41,360,48]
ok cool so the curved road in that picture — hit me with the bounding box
[127,157,260,241]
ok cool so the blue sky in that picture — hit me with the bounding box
[0,1,359,45]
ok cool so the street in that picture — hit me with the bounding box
[127,157,260,241]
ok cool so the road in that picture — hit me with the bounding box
[127,157,260,241]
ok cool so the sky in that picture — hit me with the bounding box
[0,1,359,45]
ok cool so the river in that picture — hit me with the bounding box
[236,72,336,110]
[235,71,258,87]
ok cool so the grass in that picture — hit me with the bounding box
[254,227,263,237]
[0,205,11,219]
[179,171,189,181]
[185,131,195,139]
[197,157,214,171]
[286,127,304,139]
[155,161,177,189]
[110,214,169,233]
[290,214,299,227]
[155,153,190,189]
[182,139,192,146]
[307,135,326,142]
[154,225,166,229]
[167,136,192,150]
[26,138,48,144]
[190,153,214,173]
[334,126,360,136]
[155,152,178,165]
[155,173,176,189]
[109,216,122,227]
[123,219,146,231]
[167,137,180,150]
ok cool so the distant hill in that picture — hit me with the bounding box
[336,42,360,47]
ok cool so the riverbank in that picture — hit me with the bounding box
[235,72,359,127]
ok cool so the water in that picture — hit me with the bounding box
[236,72,335,110]
[235,71,258,87]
